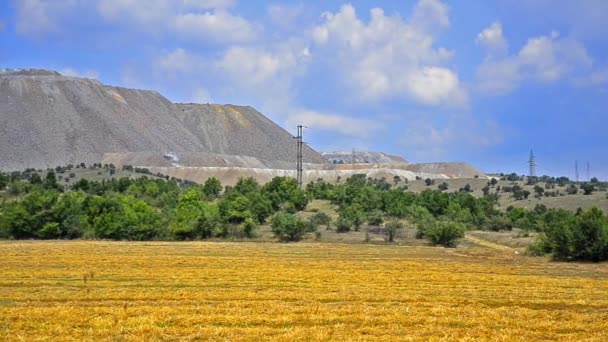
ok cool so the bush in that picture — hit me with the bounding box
[533,207,608,261]
[367,209,384,226]
[271,212,311,242]
[385,220,403,242]
[581,183,595,195]
[484,215,513,231]
[566,184,578,195]
[335,216,353,233]
[437,182,448,191]
[426,221,466,247]
[309,212,332,230]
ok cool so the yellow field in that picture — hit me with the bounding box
[1,241,608,341]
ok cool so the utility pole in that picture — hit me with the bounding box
[528,150,537,178]
[294,125,304,189]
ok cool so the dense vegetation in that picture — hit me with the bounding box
[0,168,309,242]
[1,168,607,261]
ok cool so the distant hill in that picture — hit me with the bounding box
[405,162,485,178]
[0,69,325,171]
[322,151,408,164]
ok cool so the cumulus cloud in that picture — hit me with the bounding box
[310,2,466,106]
[191,87,214,104]
[157,48,200,73]
[476,22,507,54]
[60,67,100,79]
[402,117,504,159]
[267,4,304,31]
[98,0,256,43]
[173,10,260,43]
[215,45,302,86]
[287,110,383,138]
[476,24,594,95]
[14,0,79,37]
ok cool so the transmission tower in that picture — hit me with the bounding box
[587,162,591,181]
[294,125,304,189]
[575,160,579,182]
[528,150,537,178]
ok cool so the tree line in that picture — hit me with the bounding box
[1,170,607,261]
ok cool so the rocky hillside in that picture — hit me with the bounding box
[322,151,408,164]
[405,162,485,178]
[0,69,325,170]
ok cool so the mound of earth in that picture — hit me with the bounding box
[322,151,408,164]
[0,70,325,171]
[406,162,486,178]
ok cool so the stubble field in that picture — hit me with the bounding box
[1,241,607,341]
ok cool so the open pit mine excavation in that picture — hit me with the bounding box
[0,69,485,185]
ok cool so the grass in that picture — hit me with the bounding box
[1,241,607,340]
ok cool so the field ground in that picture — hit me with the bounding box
[1,241,607,340]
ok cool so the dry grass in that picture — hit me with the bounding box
[1,241,608,341]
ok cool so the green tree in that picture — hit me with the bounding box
[309,212,332,230]
[581,183,595,195]
[367,209,384,226]
[202,177,223,198]
[385,220,403,242]
[335,216,353,233]
[271,212,311,242]
[426,221,465,247]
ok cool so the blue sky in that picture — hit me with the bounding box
[2,0,608,178]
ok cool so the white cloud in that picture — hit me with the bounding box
[476,22,507,54]
[98,0,254,43]
[476,25,594,95]
[410,0,450,33]
[14,0,79,37]
[215,46,298,86]
[98,0,236,24]
[157,48,199,73]
[173,10,260,43]
[60,67,100,79]
[287,110,383,138]
[267,4,304,30]
[191,87,214,103]
[310,2,466,106]
[402,117,503,159]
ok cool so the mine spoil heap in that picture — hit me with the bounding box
[0,69,325,171]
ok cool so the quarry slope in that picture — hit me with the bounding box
[0,70,325,170]
[321,151,408,164]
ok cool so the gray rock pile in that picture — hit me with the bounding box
[0,70,326,171]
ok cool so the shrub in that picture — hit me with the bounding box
[426,221,466,247]
[335,216,353,233]
[438,182,449,191]
[309,212,332,230]
[367,210,384,226]
[385,220,403,242]
[581,183,595,195]
[271,212,311,242]
[566,184,578,195]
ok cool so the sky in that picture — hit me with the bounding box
[1,0,608,179]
